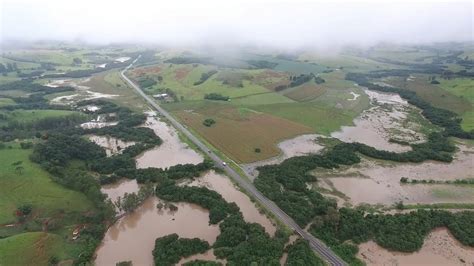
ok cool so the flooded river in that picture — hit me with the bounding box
[136,115,203,169]
[94,197,220,266]
[183,170,276,236]
[316,142,474,206]
[96,112,279,265]
[358,228,474,265]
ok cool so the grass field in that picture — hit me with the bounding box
[84,70,148,111]
[175,106,313,162]
[252,102,357,135]
[283,82,327,102]
[386,75,472,115]
[1,109,79,124]
[437,78,474,131]
[0,97,16,107]
[0,232,66,266]
[0,145,92,225]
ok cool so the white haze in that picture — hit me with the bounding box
[0,0,472,50]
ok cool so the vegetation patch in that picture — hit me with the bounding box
[153,234,210,266]
[0,232,64,266]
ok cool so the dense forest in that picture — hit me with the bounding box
[310,208,474,265]
[153,234,210,266]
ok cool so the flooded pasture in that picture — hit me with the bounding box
[316,142,474,206]
[46,78,118,105]
[136,115,203,169]
[358,228,474,265]
[331,89,425,152]
[89,135,135,156]
[243,134,325,178]
[94,197,220,266]
[183,170,276,236]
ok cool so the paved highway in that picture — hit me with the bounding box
[121,57,347,266]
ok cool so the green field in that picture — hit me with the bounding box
[437,78,474,131]
[0,145,92,225]
[0,97,16,107]
[0,232,67,266]
[1,109,80,124]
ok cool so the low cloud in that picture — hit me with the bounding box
[1,0,472,50]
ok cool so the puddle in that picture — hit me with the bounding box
[358,228,474,266]
[242,134,324,178]
[136,115,203,169]
[331,89,425,152]
[319,143,474,206]
[183,170,276,236]
[94,197,220,266]
[115,57,131,63]
[89,135,135,157]
[348,91,360,101]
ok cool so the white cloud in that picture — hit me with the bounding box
[1,0,472,48]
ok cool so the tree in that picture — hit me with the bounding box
[203,118,216,127]
[73,58,83,64]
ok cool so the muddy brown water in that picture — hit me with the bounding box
[94,197,220,266]
[183,170,276,236]
[319,142,474,206]
[243,134,325,178]
[136,115,203,169]
[89,135,135,157]
[331,89,424,153]
[101,179,140,204]
[96,112,280,265]
[358,228,474,265]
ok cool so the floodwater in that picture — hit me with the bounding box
[242,134,325,178]
[136,115,203,169]
[358,228,474,265]
[46,78,118,105]
[348,91,360,101]
[89,135,135,157]
[183,170,276,236]
[331,89,425,152]
[94,197,220,266]
[101,178,140,204]
[318,142,474,206]
[115,57,131,63]
[178,250,226,265]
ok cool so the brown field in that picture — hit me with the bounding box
[174,66,193,80]
[253,70,290,90]
[216,71,250,87]
[174,107,313,163]
[284,84,326,101]
[131,66,162,76]
[386,76,471,115]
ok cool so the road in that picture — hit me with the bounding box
[121,57,347,266]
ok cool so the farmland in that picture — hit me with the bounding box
[0,144,92,225]
[175,106,313,162]
[0,41,473,266]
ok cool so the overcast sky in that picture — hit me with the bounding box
[1,0,472,49]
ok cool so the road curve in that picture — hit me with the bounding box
[121,57,347,266]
